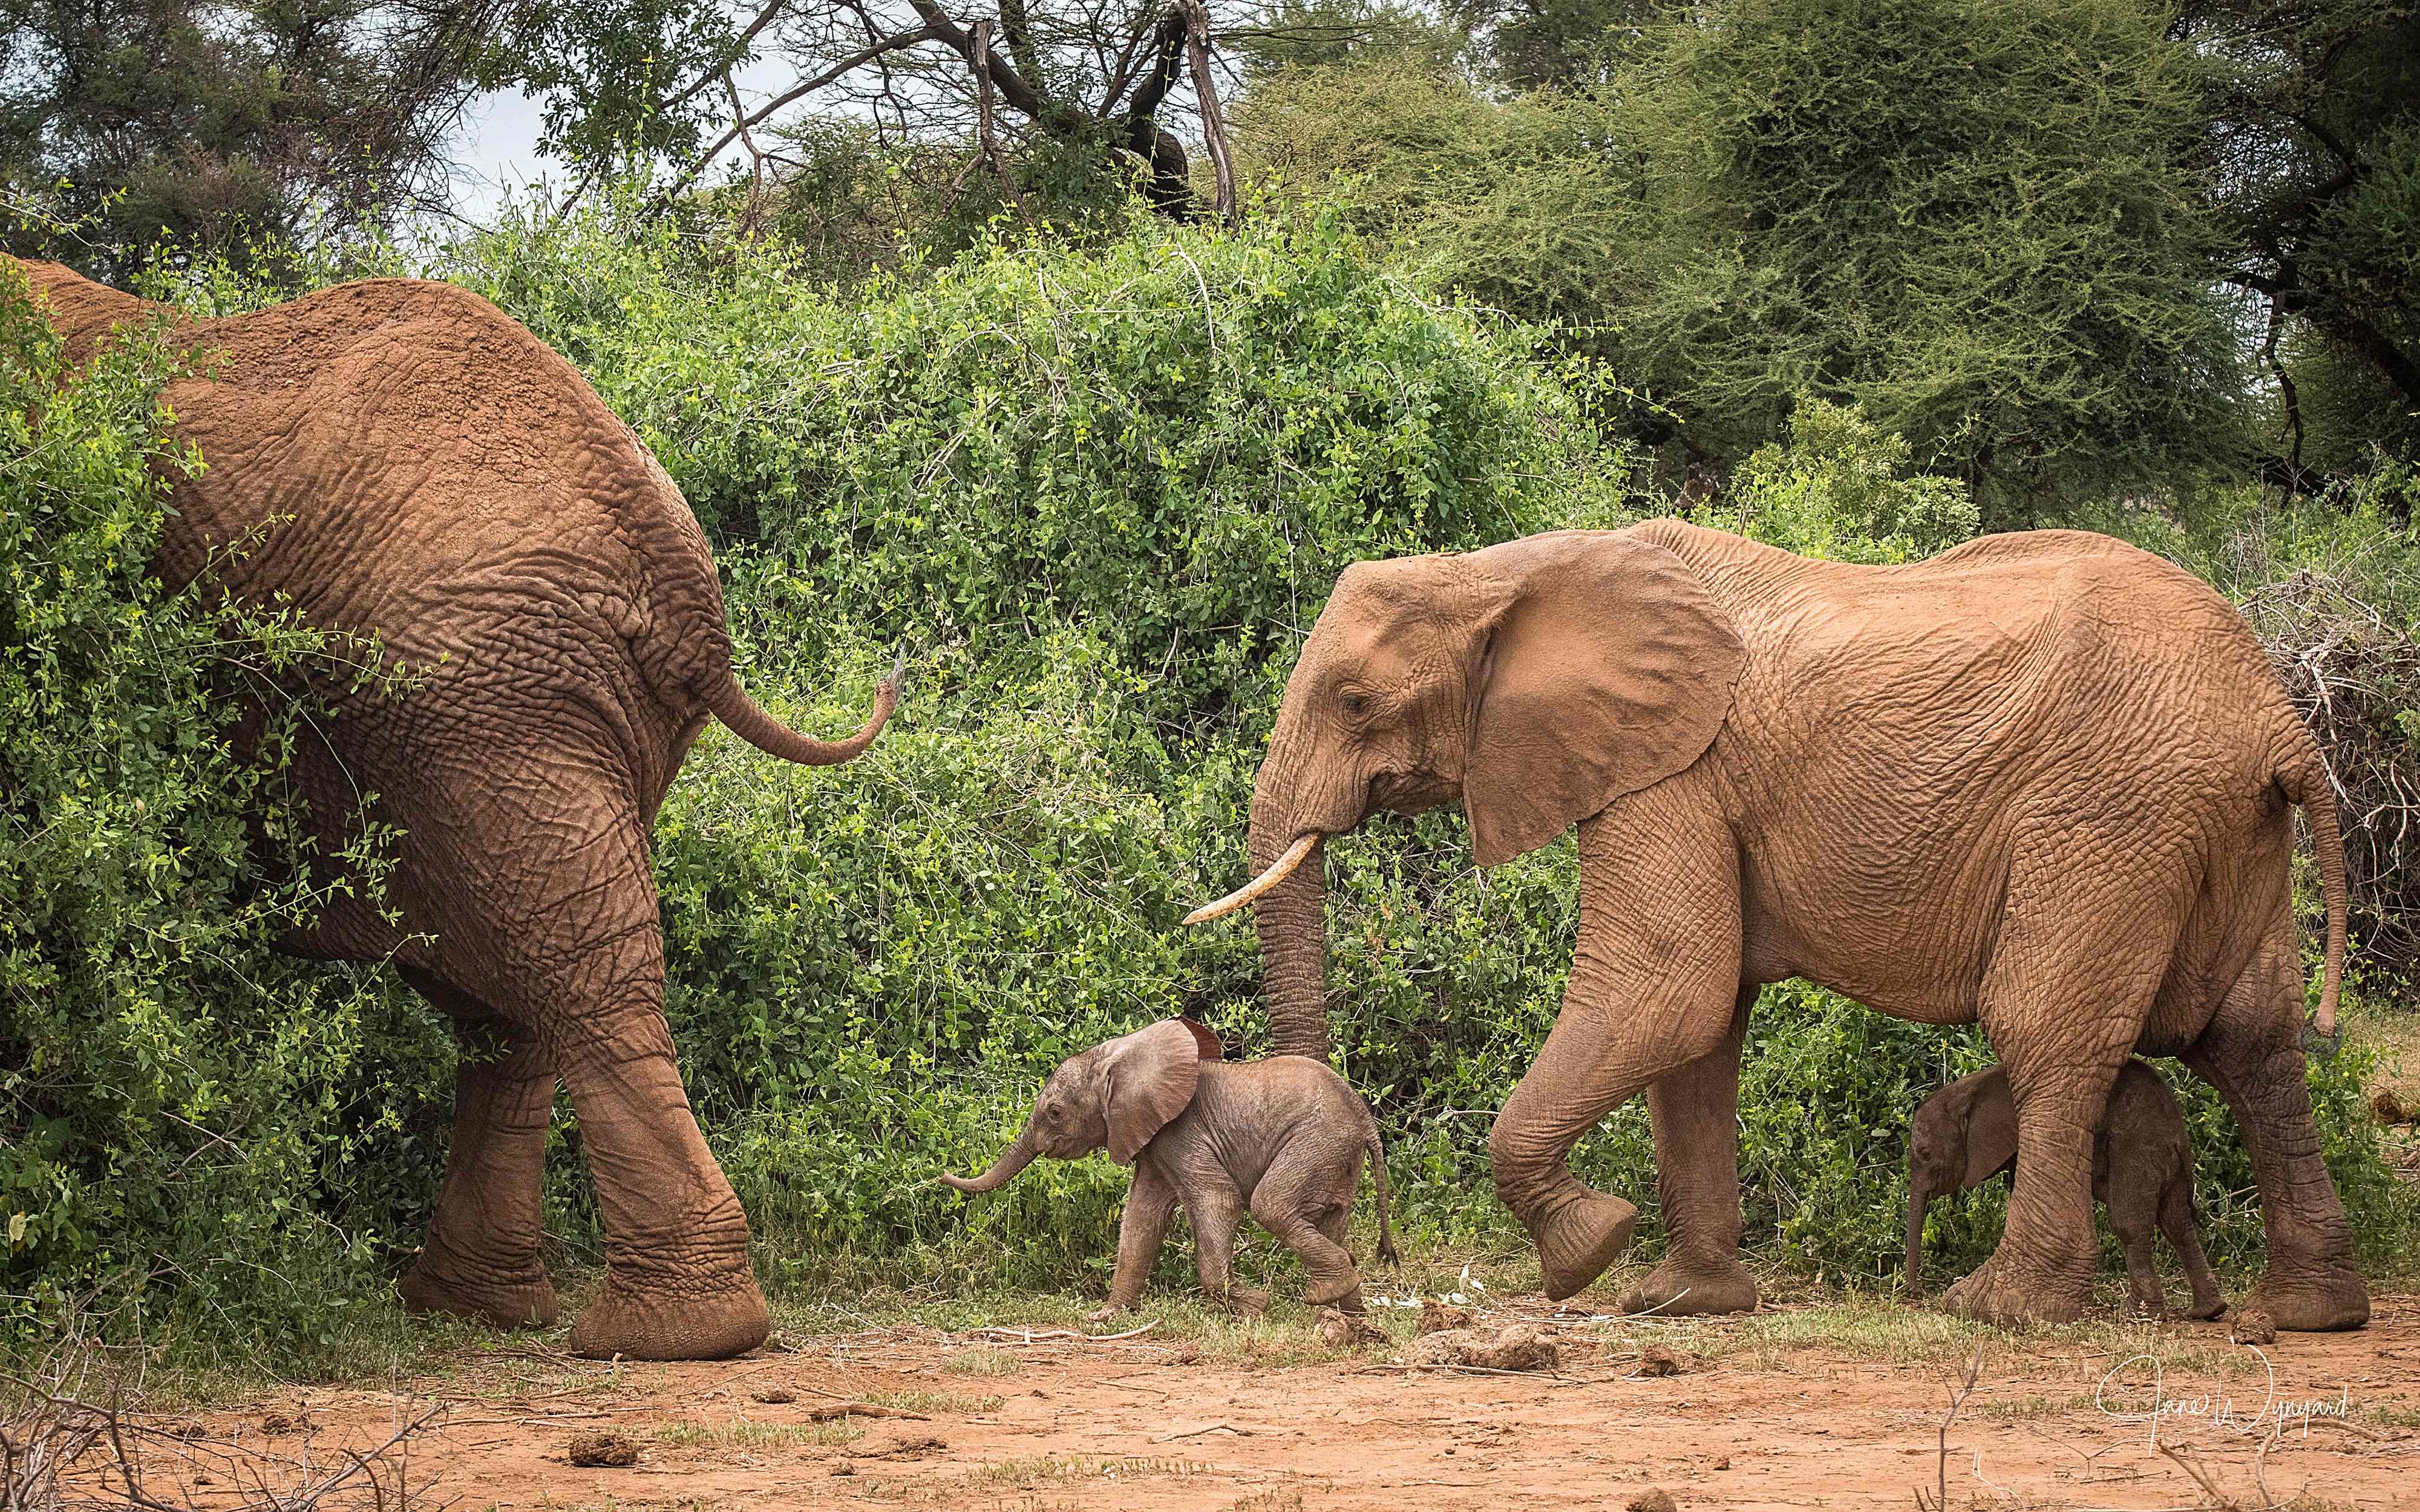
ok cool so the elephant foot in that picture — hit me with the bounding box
[1212,1284,1270,1318]
[2243,1265,2369,1332]
[568,1271,770,1361]
[1531,1193,1638,1302]
[1941,1254,2085,1329]
[2183,1294,2229,1322]
[1620,1255,1759,1317]
[397,1253,558,1331]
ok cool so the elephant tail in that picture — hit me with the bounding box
[2281,741,2349,1039]
[1362,1113,1400,1266]
[701,647,904,767]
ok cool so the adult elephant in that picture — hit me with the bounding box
[1188,521,2364,1331]
[16,258,899,1360]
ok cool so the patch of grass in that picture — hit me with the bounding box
[941,1346,1022,1377]
[860,1454,1209,1504]
[867,1388,1002,1415]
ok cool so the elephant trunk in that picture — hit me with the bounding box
[1248,762,1330,1062]
[1904,1178,1929,1289]
[941,1130,1039,1194]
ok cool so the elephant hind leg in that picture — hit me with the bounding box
[2182,921,2367,1331]
[417,807,768,1361]
[396,968,559,1330]
[1251,1154,1362,1311]
[1948,832,2189,1328]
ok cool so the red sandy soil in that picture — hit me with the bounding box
[68,1295,2420,1511]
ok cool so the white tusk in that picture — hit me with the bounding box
[1183,833,1321,925]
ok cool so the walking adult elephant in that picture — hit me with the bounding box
[1188,521,2363,1331]
[16,258,900,1360]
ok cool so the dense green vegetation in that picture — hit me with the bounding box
[4,0,2417,1369]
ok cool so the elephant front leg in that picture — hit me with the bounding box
[397,983,560,1329]
[1623,985,1760,1317]
[1093,1162,1179,1321]
[1490,798,1745,1302]
[1184,1184,1266,1317]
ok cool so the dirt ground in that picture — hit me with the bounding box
[69,1288,2420,1511]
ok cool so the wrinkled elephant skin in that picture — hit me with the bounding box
[13,258,903,1360]
[1211,523,2363,1331]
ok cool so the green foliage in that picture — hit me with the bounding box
[1728,399,1980,564]
[0,264,450,1361]
[1235,1,2251,521]
[440,200,1623,731]
[1231,60,1635,352]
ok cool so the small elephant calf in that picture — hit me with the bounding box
[943,1018,1398,1318]
[1906,1060,2224,1320]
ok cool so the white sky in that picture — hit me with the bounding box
[442,60,796,225]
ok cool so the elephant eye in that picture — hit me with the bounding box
[1338,688,1375,720]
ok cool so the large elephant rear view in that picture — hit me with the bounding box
[15,258,898,1360]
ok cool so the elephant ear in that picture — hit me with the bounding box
[1464,530,1747,867]
[1177,1017,1225,1061]
[1962,1075,2019,1189]
[1098,1020,1206,1165]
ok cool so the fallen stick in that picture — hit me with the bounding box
[1154,1422,1254,1442]
[801,1403,930,1423]
[972,1320,1160,1344]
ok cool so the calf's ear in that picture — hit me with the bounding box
[1098,1020,1205,1165]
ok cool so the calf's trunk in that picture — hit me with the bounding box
[942,1130,1038,1193]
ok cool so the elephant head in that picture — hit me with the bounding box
[1903,1069,2018,1289]
[1187,528,1746,1059]
[943,1019,1223,1191]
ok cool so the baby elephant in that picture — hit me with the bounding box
[943,1018,1398,1318]
[1906,1060,2224,1320]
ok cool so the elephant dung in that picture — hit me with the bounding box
[750,1387,797,1404]
[1418,1299,1477,1335]
[1405,1321,1559,1372]
[1626,1491,1679,1512]
[567,1432,639,1468]
[1630,1343,1690,1378]
[2229,1308,2277,1345]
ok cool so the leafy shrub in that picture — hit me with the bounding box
[0,265,451,1361]
[431,200,1625,739]
[1726,399,1981,564]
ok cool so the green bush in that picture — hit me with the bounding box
[0,265,451,1362]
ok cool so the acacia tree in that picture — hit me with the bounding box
[0,0,492,275]
[1586,0,2250,523]
[485,0,1283,221]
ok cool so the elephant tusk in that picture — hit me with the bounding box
[1183,833,1321,925]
